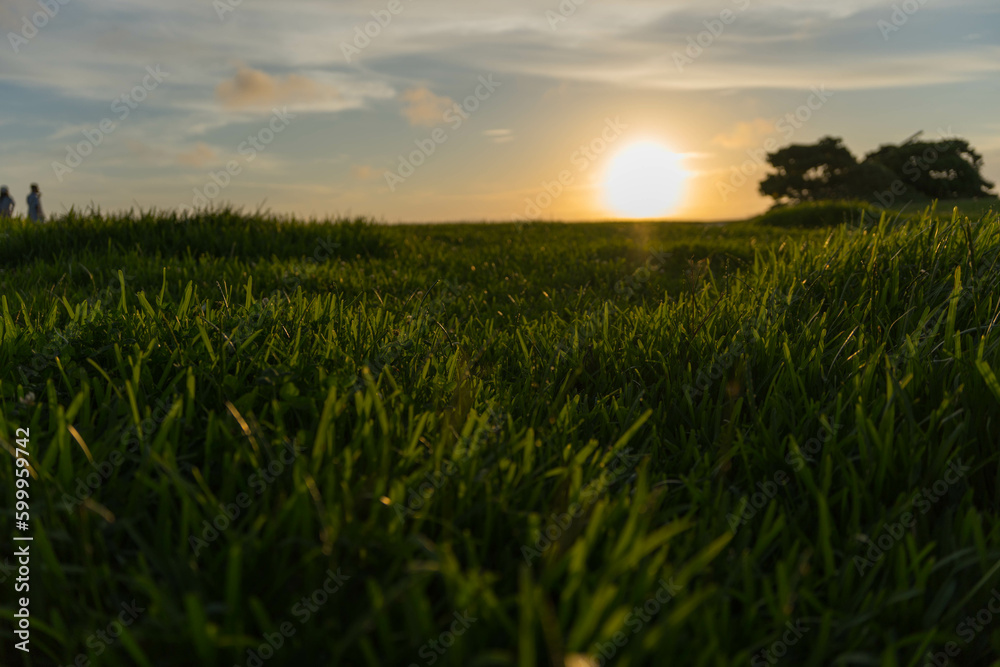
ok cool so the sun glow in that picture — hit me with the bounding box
[603,141,688,219]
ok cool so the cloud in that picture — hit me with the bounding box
[484,129,514,144]
[177,142,218,167]
[106,140,174,168]
[47,123,94,142]
[0,0,39,32]
[126,140,167,160]
[216,64,339,110]
[351,165,380,180]
[712,119,775,149]
[399,87,455,127]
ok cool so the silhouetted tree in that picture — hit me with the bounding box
[864,138,995,200]
[835,161,899,202]
[759,135,996,206]
[758,137,860,205]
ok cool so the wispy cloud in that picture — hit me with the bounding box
[177,142,218,167]
[485,129,514,144]
[712,119,774,150]
[399,87,455,127]
[351,165,380,180]
[216,64,340,110]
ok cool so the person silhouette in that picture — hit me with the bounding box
[0,186,14,218]
[26,183,44,222]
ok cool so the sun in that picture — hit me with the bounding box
[602,141,688,219]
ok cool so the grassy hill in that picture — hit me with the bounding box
[1,202,999,666]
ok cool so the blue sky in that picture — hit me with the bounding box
[1,0,997,221]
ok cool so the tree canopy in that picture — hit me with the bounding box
[759,134,996,206]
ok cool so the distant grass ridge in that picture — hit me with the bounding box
[755,197,998,228]
[1,204,1000,665]
[0,206,390,267]
[754,199,878,227]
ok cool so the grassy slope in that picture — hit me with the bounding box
[1,203,999,666]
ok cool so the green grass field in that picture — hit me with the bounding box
[2,201,1000,666]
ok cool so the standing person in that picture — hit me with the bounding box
[0,186,14,218]
[26,183,44,223]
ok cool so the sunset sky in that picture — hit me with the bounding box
[1,0,997,222]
